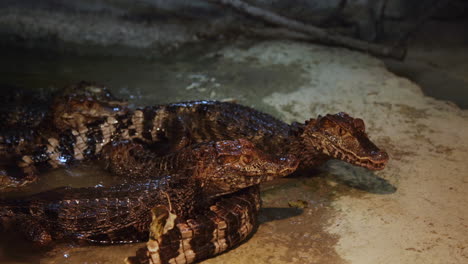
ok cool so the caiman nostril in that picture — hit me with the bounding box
[279,155,300,171]
[371,151,389,161]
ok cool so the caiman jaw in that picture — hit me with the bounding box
[341,151,388,170]
[318,144,389,170]
[276,154,300,175]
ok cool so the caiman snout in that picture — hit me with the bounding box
[371,150,389,162]
[278,154,300,175]
[367,150,389,170]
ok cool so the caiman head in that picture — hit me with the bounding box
[197,139,299,197]
[51,81,128,130]
[299,112,388,170]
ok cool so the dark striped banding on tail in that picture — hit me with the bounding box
[126,186,260,264]
[142,108,158,142]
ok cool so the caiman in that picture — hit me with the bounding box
[0,83,389,264]
[0,84,387,189]
[0,82,128,188]
[0,139,297,246]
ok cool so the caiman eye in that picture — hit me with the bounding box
[217,156,227,164]
[354,119,365,132]
[240,155,253,164]
[338,128,346,136]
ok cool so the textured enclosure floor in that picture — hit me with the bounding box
[2,41,467,264]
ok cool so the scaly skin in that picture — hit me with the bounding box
[0,82,125,156]
[1,100,388,190]
[103,139,298,197]
[0,82,128,189]
[0,139,297,245]
[0,83,389,264]
[291,112,388,170]
[126,186,262,264]
[49,81,129,131]
[106,141,274,264]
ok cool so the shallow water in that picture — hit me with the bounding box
[0,43,305,114]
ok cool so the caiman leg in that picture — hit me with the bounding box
[13,216,52,245]
[126,186,261,264]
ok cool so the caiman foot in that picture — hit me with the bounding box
[7,216,52,246]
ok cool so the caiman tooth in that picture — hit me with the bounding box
[21,156,34,165]
[107,116,118,124]
[322,147,329,155]
[48,137,59,147]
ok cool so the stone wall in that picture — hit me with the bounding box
[0,0,463,54]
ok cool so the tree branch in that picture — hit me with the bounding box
[209,0,406,60]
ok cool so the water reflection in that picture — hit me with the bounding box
[1,161,119,199]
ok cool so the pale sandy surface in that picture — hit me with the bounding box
[4,41,467,264]
[222,41,468,264]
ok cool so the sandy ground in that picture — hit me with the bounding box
[225,41,468,264]
[2,40,467,264]
[206,41,468,264]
